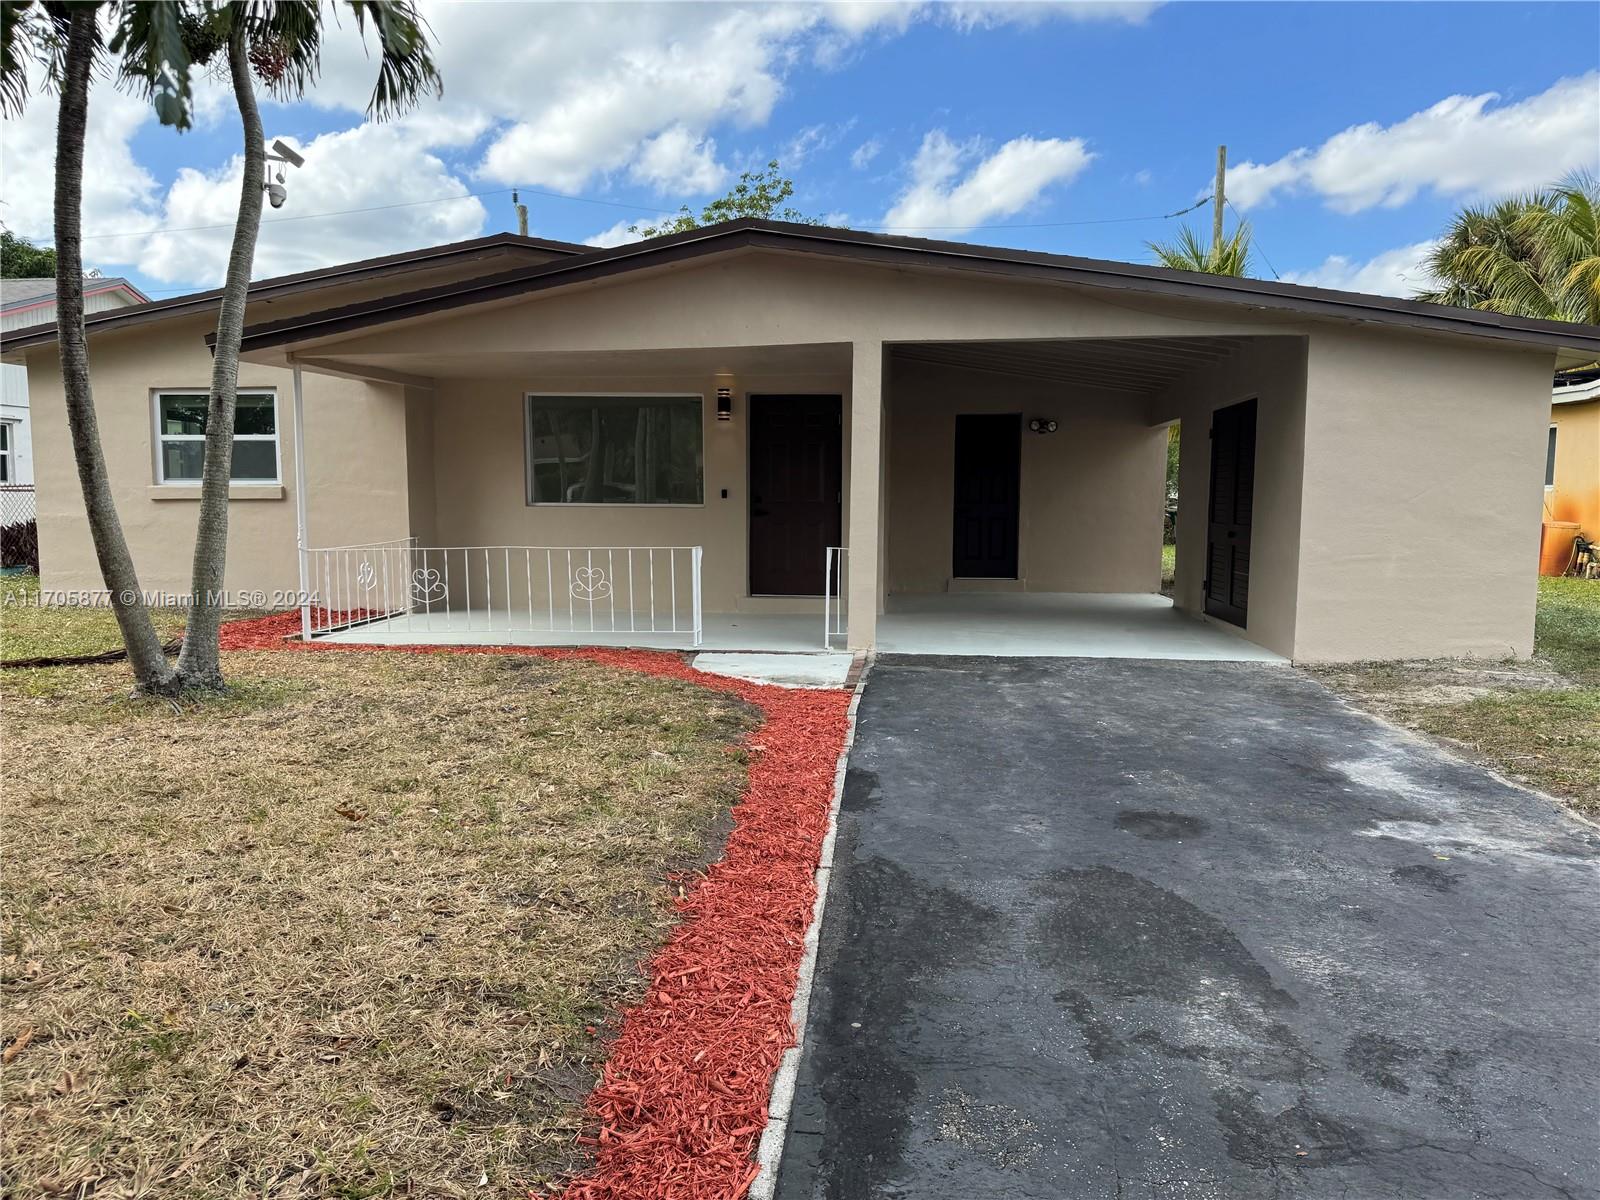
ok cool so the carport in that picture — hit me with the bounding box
[877,335,1304,659]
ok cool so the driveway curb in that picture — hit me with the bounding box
[749,652,873,1199]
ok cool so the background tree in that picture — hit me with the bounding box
[1,230,57,277]
[1147,223,1254,277]
[2,1,440,694]
[629,160,818,239]
[1417,173,1600,326]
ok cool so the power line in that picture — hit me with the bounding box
[1226,196,1281,280]
[864,196,1213,233]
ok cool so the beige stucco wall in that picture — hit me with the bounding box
[1291,329,1554,662]
[1149,337,1309,659]
[15,244,568,600]
[886,356,1167,595]
[23,316,414,599]
[424,368,852,615]
[1548,397,1599,537]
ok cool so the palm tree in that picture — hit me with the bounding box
[1417,174,1600,325]
[1148,223,1253,277]
[20,4,182,693]
[3,1,440,693]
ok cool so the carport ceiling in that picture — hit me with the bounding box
[891,337,1252,396]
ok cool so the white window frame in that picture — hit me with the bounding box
[1546,424,1558,489]
[151,388,281,485]
[523,392,706,507]
[0,420,13,484]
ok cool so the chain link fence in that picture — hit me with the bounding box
[1,484,39,573]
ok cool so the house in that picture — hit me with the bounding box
[1,276,148,563]
[3,276,149,487]
[1543,368,1600,574]
[4,220,1598,661]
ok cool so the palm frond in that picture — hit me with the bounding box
[344,0,441,119]
[109,0,197,129]
[1147,222,1251,277]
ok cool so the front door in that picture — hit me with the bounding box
[952,413,1021,578]
[1205,397,1257,627]
[748,394,842,595]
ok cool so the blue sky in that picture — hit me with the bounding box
[2,1,1596,300]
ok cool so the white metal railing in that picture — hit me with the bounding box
[824,546,848,649]
[301,539,704,646]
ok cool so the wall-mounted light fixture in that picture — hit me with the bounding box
[714,373,735,421]
[1028,417,1059,434]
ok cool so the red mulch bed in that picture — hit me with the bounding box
[219,611,852,1199]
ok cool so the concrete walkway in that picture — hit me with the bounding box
[776,656,1600,1200]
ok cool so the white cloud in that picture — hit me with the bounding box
[583,218,646,249]
[125,123,486,286]
[0,71,163,271]
[0,0,1151,290]
[881,129,1093,231]
[630,126,727,193]
[1229,73,1600,213]
[784,120,855,167]
[850,138,882,169]
[1282,241,1439,298]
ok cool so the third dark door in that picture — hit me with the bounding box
[1205,397,1257,627]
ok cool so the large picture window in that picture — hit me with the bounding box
[525,394,703,505]
[155,391,279,484]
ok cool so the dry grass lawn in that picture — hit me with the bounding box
[1311,578,1600,816]
[1,647,757,1198]
[1,573,190,664]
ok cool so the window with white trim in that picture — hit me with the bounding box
[155,391,279,484]
[0,421,13,483]
[1546,424,1558,488]
[525,394,703,505]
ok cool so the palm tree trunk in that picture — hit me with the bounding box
[175,25,265,690]
[54,4,177,695]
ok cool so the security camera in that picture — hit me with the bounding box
[270,139,305,168]
[266,181,287,209]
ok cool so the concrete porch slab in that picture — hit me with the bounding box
[315,594,1283,663]
[692,652,855,689]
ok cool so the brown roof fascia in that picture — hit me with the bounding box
[0,232,586,352]
[231,219,1600,358]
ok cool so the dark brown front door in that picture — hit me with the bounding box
[952,413,1021,578]
[749,394,842,595]
[1205,397,1257,627]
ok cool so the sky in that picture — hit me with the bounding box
[1,0,1596,303]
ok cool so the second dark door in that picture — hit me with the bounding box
[1205,397,1257,627]
[952,413,1021,578]
[749,394,842,595]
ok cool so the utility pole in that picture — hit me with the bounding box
[512,189,529,237]
[1212,145,1227,258]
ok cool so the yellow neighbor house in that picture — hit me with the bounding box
[1544,371,1600,574]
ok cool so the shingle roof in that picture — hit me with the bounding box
[1,276,148,314]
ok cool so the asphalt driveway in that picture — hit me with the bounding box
[776,657,1600,1200]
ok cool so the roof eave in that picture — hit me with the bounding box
[231,219,1600,359]
[0,232,585,353]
